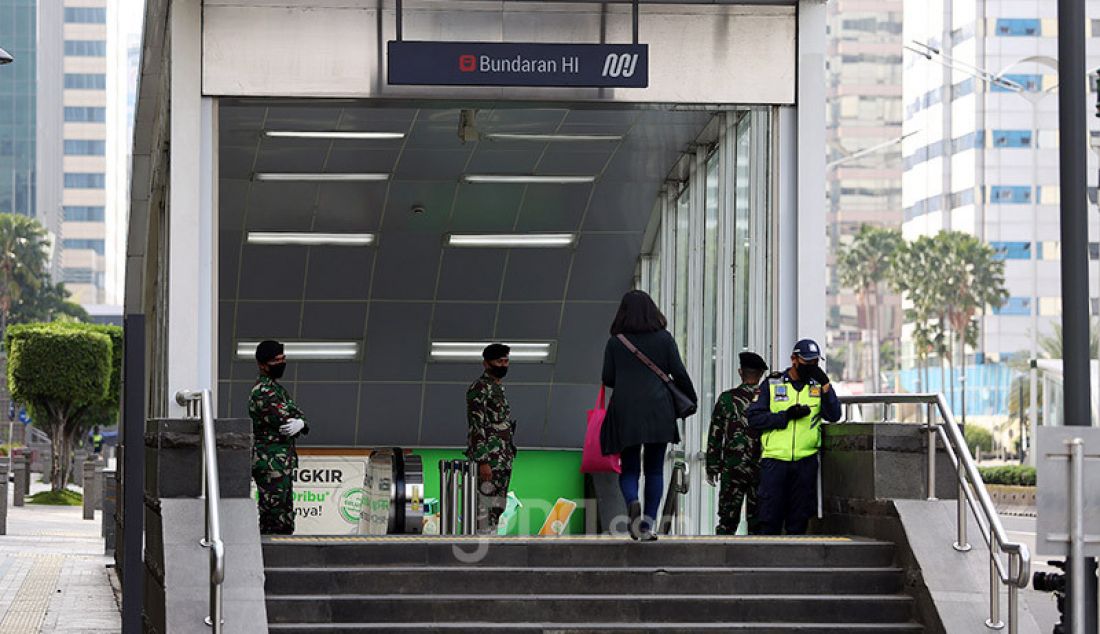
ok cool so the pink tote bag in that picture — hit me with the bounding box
[581,386,621,474]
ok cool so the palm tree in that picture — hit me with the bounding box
[837,225,903,388]
[0,214,51,336]
[893,235,948,391]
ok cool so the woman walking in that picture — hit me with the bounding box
[601,290,696,541]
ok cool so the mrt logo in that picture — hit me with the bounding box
[459,55,476,72]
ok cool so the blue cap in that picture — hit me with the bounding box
[792,339,822,361]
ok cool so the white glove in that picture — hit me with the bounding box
[705,473,717,487]
[280,418,305,437]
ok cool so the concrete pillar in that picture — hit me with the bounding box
[82,459,98,520]
[102,470,117,555]
[73,449,88,486]
[21,451,30,495]
[0,471,7,536]
[12,463,25,507]
[94,458,105,511]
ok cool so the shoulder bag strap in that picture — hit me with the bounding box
[616,334,673,384]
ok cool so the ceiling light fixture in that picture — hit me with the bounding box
[429,341,556,362]
[486,133,622,142]
[254,173,390,182]
[446,233,576,248]
[462,175,596,184]
[246,232,377,246]
[236,341,361,361]
[264,131,406,140]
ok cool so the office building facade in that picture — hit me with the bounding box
[825,0,904,384]
[902,3,1100,370]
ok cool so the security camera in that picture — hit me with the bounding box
[411,204,426,215]
[0,48,13,65]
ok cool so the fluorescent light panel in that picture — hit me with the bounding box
[430,341,555,362]
[236,341,361,361]
[486,133,622,142]
[463,174,596,184]
[254,173,390,182]
[247,232,377,246]
[447,233,576,248]
[265,130,405,140]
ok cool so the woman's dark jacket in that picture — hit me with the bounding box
[600,329,697,455]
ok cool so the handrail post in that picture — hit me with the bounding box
[1067,438,1086,634]
[954,473,971,552]
[986,541,1004,629]
[1007,552,1019,634]
[926,402,937,501]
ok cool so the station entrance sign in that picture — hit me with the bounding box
[388,41,649,88]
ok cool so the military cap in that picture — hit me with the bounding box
[739,351,768,372]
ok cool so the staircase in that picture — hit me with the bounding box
[262,535,924,633]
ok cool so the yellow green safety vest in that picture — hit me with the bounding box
[761,377,823,462]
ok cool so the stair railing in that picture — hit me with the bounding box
[175,389,224,632]
[836,393,1031,634]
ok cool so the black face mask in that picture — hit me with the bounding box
[487,365,508,379]
[268,363,287,380]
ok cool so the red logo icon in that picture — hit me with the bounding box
[459,55,477,72]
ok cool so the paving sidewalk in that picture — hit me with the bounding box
[0,477,120,633]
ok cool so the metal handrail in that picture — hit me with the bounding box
[175,389,224,632]
[836,393,1031,633]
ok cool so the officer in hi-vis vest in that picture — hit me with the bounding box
[746,339,841,535]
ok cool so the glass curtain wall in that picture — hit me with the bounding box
[636,110,773,535]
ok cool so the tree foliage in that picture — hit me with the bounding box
[6,323,119,491]
[836,225,904,383]
[0,214,84,329]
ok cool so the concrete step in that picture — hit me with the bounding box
[263,565,906,596]
[268,623,925,633]
[265,594,917,625]
[261,536,896,569]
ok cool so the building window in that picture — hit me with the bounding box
[1039,297,1062,317]
[992,130,1033,148]
[993,297,1031,316]
[993,74,1043,93]
[63,206,105,222]
[996,19,1040,36]
[990,186,1032,204]
[64,74,107,90]
[64,173,106,189]
[64,107,106,123]
[62,239,105,255]
[62,268,95,284]
[64,7,107,23]
[64,40,107,57]
[63,140,106,156]
[990,241,1031,260]
[950,189,975,208]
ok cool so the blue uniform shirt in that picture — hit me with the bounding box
[747,369,842,432]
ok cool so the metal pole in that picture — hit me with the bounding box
[1068,438,1086,634]
[927,402,938,501]
[1007,552,1019,634]
[1029,98,1040,456]
[438,460,448,535]
[451,460,459,534]
[986,541,1004,630]
[465,460,478,536]
[1058,0,1098,626]
[954,474,971,552]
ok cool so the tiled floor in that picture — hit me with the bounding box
[0,479,120,633]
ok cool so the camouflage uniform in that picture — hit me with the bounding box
[705,384,762,535]
[466,372,516,533]
[249,375,309,535]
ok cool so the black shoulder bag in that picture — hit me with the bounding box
[616,334,698,419]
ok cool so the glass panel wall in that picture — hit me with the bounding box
[635,110,774,534]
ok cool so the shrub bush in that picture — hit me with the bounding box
[964,425,994,453]
[978,465,1036,487]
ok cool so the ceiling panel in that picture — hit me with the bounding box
[381,181,459,232]
[500,249,572,301]
[361,302,433,380]
[553,302,620,384]
[567,234,644,300]
[244,182,320,231]
[428,302,499,339]
[450,184,525,232]
[238,246,308,300]
[253,143,330,173]
[514,185,590,232]
[301,302,369,339]
[464,148,543,175]
[311,182,388,232]
[436,250,508,302]
[304,248,375,300]
[293,382,360,445]
[233,301,305,340]
[358,383,423,446]
[369,232,443,300]
[495,302,562,340]
[325,146,403,174]
[420,383,472,446]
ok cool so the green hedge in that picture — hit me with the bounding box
[978,465,1036,487]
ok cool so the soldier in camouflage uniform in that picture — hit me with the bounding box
[705,351,768,535]
[250,340,310,535]
[466,343,516,534]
